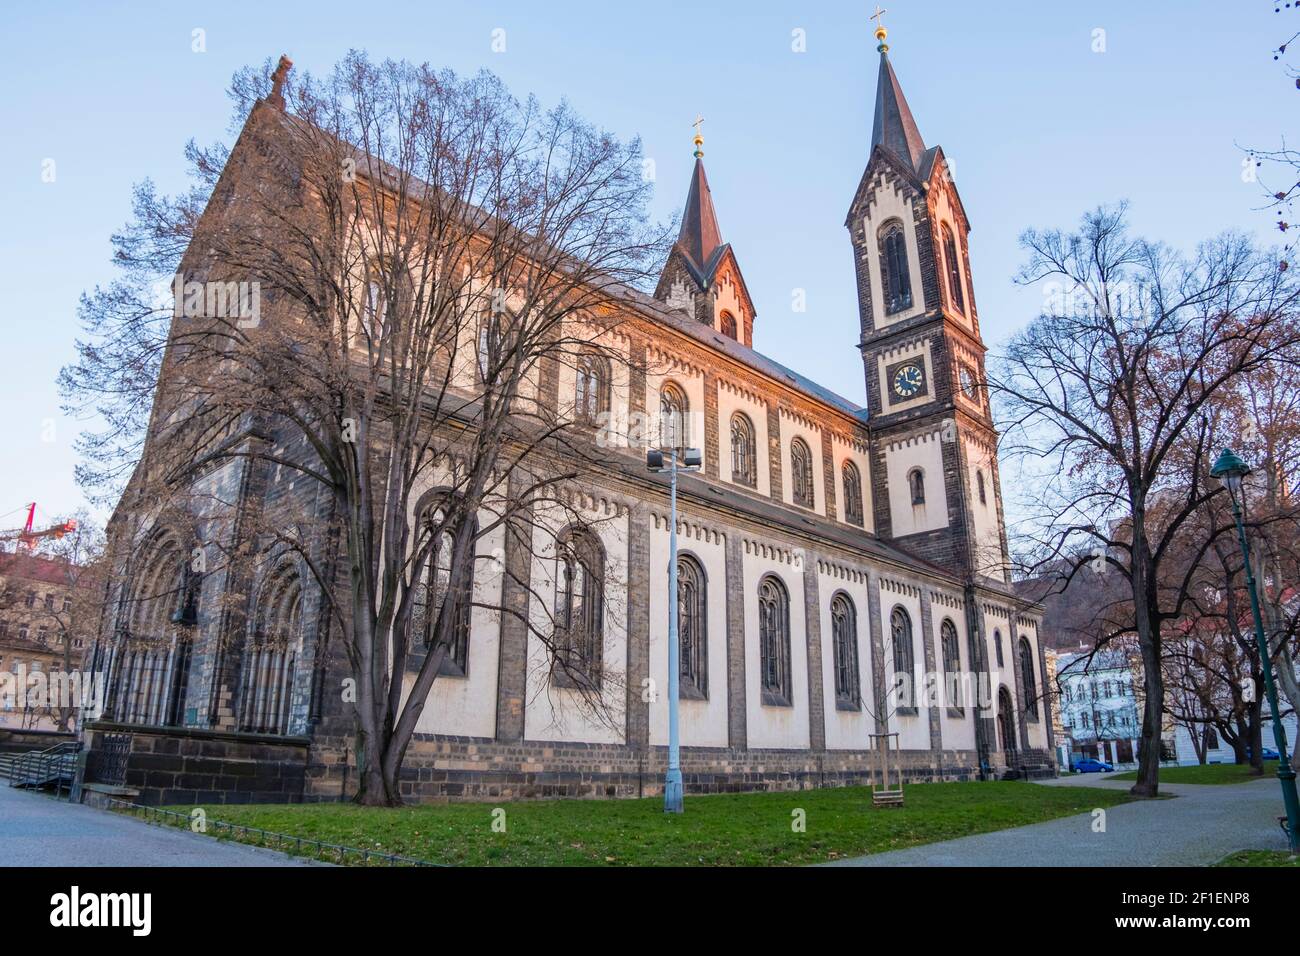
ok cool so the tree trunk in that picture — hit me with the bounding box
[1130,532,1162,798]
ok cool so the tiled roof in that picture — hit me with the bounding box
[0,551,73,587]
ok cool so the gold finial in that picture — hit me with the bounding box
[692,115,705,158]
[871,5,889,52]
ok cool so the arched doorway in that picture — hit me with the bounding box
[997,686,1017,765]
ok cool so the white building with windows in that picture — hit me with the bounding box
[83,27,1055,804]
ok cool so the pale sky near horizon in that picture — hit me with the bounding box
[0,0,1293,531]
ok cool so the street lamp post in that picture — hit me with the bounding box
[1210,447,1300,852]
[647,446,701,814]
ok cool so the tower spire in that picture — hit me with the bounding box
[870,21,927,175]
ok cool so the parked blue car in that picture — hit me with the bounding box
[1071,758,1115,773]
[1245,747,1280,761]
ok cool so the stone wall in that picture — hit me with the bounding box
[303,734,988,804]
[81,721,309,806]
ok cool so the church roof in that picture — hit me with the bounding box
[675,157,726,282]
[871,51,928,176]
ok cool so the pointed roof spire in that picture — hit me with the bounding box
[676,147,724,278]
[869,22,927,175]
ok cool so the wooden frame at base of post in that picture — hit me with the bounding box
[869,732,904,808]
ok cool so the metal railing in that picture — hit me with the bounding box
[105,798,443,867]
[6,742,81,798]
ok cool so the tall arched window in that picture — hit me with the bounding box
[842,461,864,527]
[758,575,791,706]
[994,628,1004,667]
[720,311,737,340]
[730,412,756,488]
[976,469,987,505]
[790,438,814,509]
[677,554,707,699]
[555,527,605,687]
[891,606,915,712]
[831,593,860,710]
[239,568,302,734]
[361,258,411,340]
[659,382,689,452]
[412,495,474,676]
[942,224,965,314]
[362,261,387,340]
[114,534,195,727]
[1019,637,1039,719]
[941,618,963,714]
[879,221,913,315]
[477,311,501,382]
[575,353,610,424]
[908,468,926,505]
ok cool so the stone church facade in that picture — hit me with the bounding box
[82,36,1054,805]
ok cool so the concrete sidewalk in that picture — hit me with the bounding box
[0,784,315,867]
[827,775,1291,867]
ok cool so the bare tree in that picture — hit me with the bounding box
[995,204,1300,796]
[62,54,669,805]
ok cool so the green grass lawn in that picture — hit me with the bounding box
[1215,849,1300,867]
[183,781,1132,866]
[1110,761,1279,786]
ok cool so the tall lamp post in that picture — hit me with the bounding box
[647,446,702,814]
[1210,447,1300,852]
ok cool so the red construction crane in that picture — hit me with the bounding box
[0,503,77,551]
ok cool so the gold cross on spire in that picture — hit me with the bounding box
[692,115,705,158]
[871,4,890,51]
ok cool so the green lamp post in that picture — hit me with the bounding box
[1210,447,1300,852]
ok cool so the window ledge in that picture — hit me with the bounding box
[761,690,792,708]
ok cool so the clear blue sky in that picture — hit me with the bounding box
[0,1,1291,528]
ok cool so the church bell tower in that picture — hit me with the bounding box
[654,121,757,346]
[848,18,1010,584]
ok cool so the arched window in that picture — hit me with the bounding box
[677,554,707,699]
[790,438,815,509]
[659,382,689,452]
[994,628,1004,667]
[831,593,860,709]
[879,221,913,315]
[942,224,965,314]
[941,618,963,714]
[758,575,791,706]
[477,311,503,383]
[555,527,605,687]
[360,258,411,340]
[114,534,195,727]
[362,262,386,339]
[239,568,302,734]
[1019,637,1039,719]
[976,469,987,505]
[720,311,737,340]
[908,468,926,505]
[412,495,474,677]
[842,461,864,527]
[575,353,610,424]
[730,412,756,487]
[890,606,915,712]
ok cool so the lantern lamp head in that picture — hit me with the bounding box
[1210,448,1250,499]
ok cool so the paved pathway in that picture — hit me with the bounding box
[829,774,1291,867]
[0,784,315,867]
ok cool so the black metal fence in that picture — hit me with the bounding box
[106,798,443,867]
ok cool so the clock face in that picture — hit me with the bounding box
[892,362,925,399]
[960,366,978,399]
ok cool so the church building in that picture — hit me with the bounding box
[82,25,1054,805]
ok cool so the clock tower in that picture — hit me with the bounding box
[847,22,1010,584]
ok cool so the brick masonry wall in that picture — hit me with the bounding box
[304,733,988,803]
[82,721,309,806]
